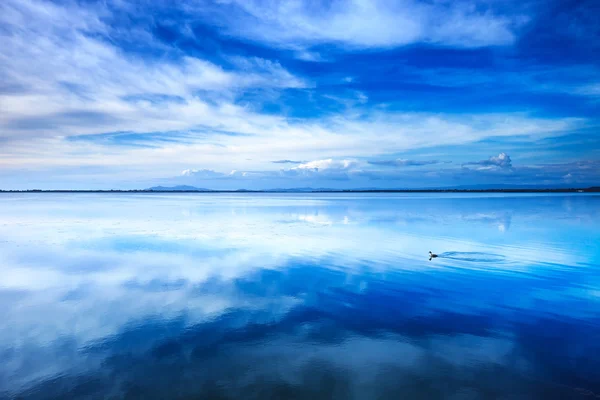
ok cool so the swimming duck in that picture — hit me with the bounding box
[429,251,438,261]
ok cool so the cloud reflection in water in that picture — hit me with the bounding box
[0,193,599,399]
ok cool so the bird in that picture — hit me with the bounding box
[429,251,438,261]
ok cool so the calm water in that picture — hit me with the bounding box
[0,193,599,399]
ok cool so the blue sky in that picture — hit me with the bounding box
[0,0,599,189]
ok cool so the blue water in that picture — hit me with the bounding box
[0,193,599,399]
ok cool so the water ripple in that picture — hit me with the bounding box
[437,251,507,263]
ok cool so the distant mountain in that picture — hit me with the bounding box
[146,185,212,191]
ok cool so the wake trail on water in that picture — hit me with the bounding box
[436,252,506,263]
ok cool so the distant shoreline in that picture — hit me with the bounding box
[1,188,599,193]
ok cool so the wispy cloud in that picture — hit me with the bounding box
[0,0,306,142]
[193,0,526,49]
[271,160,306,164]
[368,159,448,167]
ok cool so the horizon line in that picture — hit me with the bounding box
[1,187,599,194]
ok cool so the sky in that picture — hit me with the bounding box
[0,0,599,190]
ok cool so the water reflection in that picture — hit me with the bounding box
[0,193,599,399]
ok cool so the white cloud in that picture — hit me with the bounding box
[0,110,582,187]
[0,0,589,189]
[463,153,513,170]
[193,0,525,49]
[278,159,361,179]
[294,159,359,171]
[0,0,306,142]
[181,169,223,178]
[490,153,513,168]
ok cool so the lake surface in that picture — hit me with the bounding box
[0,193,599,399]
